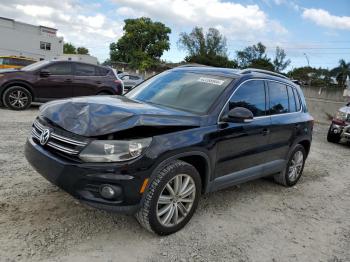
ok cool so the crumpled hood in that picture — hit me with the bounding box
[40,96,201,137]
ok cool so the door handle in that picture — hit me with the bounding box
[262,128,270,136]
[64,79,72,82]
[96,81,102,84]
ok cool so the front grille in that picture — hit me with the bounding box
[31,118,89,156]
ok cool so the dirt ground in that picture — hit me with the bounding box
[0,106,349,262]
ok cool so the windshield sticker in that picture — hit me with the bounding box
[198,77,225,86]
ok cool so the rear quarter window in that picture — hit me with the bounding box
[292,87,302,112]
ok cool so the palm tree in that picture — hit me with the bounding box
[331,59,350,87]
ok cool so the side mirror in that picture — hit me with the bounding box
[39,69,50,77]
[346,102,350,107]
[224,107,254,123]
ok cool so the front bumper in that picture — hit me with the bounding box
[24,137,148,214]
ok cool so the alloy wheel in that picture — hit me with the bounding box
[8,90,29,109]
[156,174,196,227]
[288,150,304,182]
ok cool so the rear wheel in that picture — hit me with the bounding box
[3,86,32,110]
[136,160,201,235]
[274,144,306,187]
[327,126,341,143]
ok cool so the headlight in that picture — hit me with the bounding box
[79,138,152,162]
[335,111,347,121]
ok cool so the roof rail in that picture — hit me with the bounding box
[177,63,208,68]
[239,68,288,79]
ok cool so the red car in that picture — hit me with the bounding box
[0,60,123,110]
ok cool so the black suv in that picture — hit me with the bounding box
[0,60,123,110]
[25,67,313,235]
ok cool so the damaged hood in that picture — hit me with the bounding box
[40,96,201,137]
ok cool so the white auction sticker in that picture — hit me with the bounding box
[198,77,225,86]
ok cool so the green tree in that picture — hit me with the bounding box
[236,42,268,68]
[110,17,171,70]
[273,46,291,72]
[77,47,89,55]
[178,27,237,68]
[331,59,350,87]
[249,58,275,71]
[288,66,333,87]
[63,43,76,54]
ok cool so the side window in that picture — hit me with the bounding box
[287,85,297,112]
[75,63,95,76]
[228,80,267,117]
[95,66,109,76]
[44,63,72,75]
[268,82,289,115]
[292,88,302,111]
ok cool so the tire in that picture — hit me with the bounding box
[3,86,32,110]
[136,160,201,235]
[274,144,306,187]
[327,126,341,143]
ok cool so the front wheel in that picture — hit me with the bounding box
[3,86,32,110]
[136,160,201,235]
[327,126,341,143]
[274,144,306,187]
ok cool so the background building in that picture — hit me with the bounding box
[0,17,63,61]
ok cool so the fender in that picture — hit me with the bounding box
[141,150,212,203]
[1,80,35,97]
[286,134,312,159]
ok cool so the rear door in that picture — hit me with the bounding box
[72,63,101,96]
[266,80,302,160]
[215,79,272,179]
[34,62,73,99]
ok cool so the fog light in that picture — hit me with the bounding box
[100,185,116,199]
[333,129,339,134]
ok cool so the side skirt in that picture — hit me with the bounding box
[207,160,286,192]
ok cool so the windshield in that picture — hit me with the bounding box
[21,60,50,71]
[125,71,233,114]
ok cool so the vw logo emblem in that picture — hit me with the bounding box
[40,129,51,145]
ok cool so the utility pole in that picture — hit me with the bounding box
[303,53,310,67]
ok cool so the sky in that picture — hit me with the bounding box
[0,0,349,71]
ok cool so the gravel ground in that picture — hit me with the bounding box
[0,106,349,262]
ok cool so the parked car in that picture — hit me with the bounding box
[0,60,123,110]
[119,73,143,92]
[327,102,350,143]
[25,67,313,235]
[0,56,36,69]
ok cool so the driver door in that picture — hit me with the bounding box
[214,79,272,180]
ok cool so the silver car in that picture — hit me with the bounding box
[119,74,144,93]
